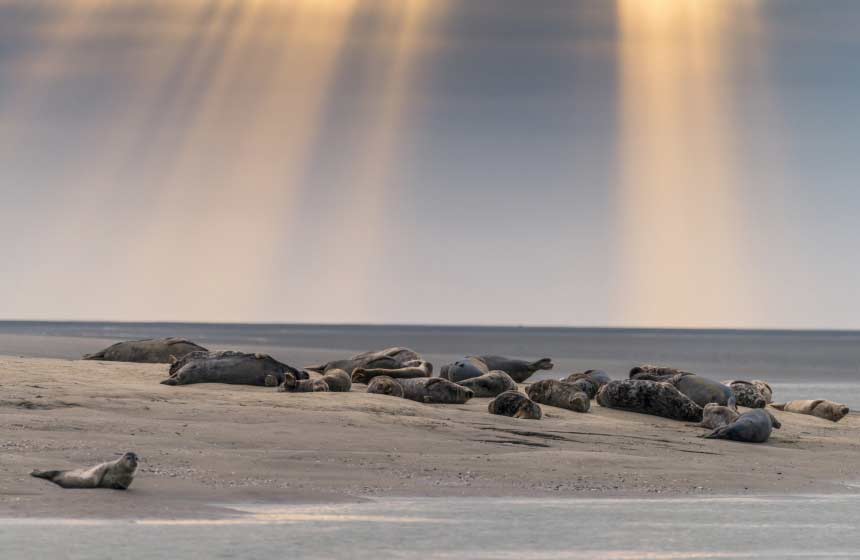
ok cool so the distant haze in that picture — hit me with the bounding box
[1,1,859,328]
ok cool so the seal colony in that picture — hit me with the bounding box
[38,346,852,493]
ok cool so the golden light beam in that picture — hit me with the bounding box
[615,0,756,328]
[306,0,447,321]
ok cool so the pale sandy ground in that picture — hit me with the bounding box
[1,356,859,519]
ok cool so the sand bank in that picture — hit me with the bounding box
[1,356,858,519]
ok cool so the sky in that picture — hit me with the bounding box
[1,0,859,329]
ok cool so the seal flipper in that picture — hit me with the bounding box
[160,377,178,386]
[30,469,61,480]
[529,358,553,372]
[704,426,730,439]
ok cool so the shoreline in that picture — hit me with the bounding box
[1,355,859,519]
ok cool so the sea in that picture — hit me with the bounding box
[1,322,859,559]
[1,321,858,407]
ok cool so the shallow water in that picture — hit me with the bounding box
[2,321,859,406]
[3,496,860,559]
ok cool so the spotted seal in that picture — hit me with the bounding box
[596,379,703,422]
[162,351,304,386]
[722,380,768,409]
[351,360,432,384]
[278,372,329,392]
[83,338,207,363]
[488,391,542,419]
[366,376,405,398]
[629,364,691,382]
[368,377,473,404]
[705,409,781,443]
[321,369,352,392]
[526,379,590,413]
[771,400,849,423]
[31,452,138,490]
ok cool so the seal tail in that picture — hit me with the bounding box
[81,351,104,360]
[30,470,60,480]
[770,403,786,411]
[530,358,553,372]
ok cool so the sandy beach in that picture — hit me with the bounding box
[1,355,858,520]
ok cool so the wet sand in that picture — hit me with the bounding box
[1,355,858,519]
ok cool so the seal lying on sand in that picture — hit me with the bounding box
[162,351,303,386]
[669,374,736,409]
[306,347,422,375]
[278,372,329,392]
[559,370,610,399]
[352,360,432,384]
[705,409,781,443]
[629,365,691,381]
[321,369,352,392]
[597,380,703,422]
[771,400,850,423]
[83,338,207,363]
[526,380,590,413]
[699,403,740,430]
[441,356,553,383]
[31,452,138,490]
[367,376,473,404]
[752,380,773,404]
[488,391,542,419]
[456,371,517,398]
[722,380,768,409]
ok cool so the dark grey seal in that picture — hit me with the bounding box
[441,356,553,383]
[306,347,422,375]
[705,409,781,443]
[162,351,304,386]
[629,364,696,381]
[488,391,542,419]
[596,380,703,422]
[670,374,736,409]
[456,371,518,398]
[31,452,138,490]
[526,380,590,413]
[367,377,473,404]
[83,338,207,364]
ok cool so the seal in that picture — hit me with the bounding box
[456,370,518,398]
[722,380,768,409]
[596,379,703,422]
[278,372,329,392]
[351,360,432,384]
[366,375,405,398]
[306,347,422,375]
[669,374,736,409]
[699,403,740,430]
[162,351,304,386]
[441,356,553,383]
[526,379,590,413]
[398,378,474,404]
[705,409,781,443]
[83,338,207,363]
[321,369,352,392]
[771,400,850,423]
[752,380,773,404]
[488,391,542,419]
[31,452,138,490]
[559,370,609,399]
[439,357,489,383]
[629,365,692,382]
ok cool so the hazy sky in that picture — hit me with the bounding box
[1,1,859,328]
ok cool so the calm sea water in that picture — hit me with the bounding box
[1,321,859,406]
[3,496,860,559]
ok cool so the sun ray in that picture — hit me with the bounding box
[615,0,759,328]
